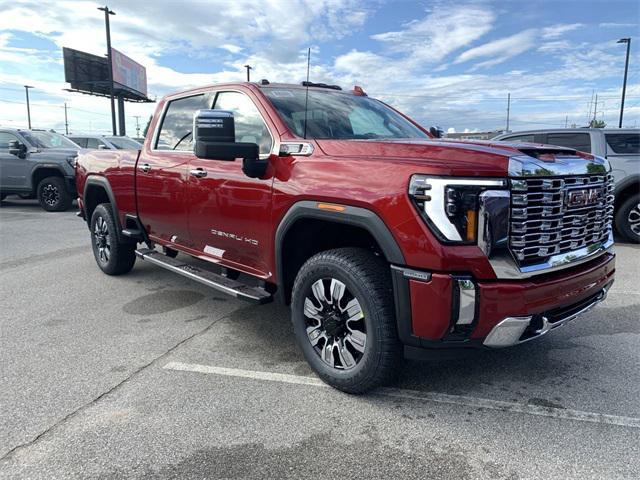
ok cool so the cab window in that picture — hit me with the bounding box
[0,132,20,149]
[546,133,591,153]
[213,92,272,154]
[156,94,213,150]
[72,137,89,148]
[605,133,640,155]
[502,134,535,143]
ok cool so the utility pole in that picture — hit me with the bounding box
[64,102,69,134]
[593,94,599,124]
[565,115,568,128]
[617,38,631,128]
[24,85,33,129]
[134,115,141,138]
[98,5,117,135]
[244,64,252,82]
[505,93,511,132]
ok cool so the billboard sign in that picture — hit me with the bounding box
[111,48,147,97]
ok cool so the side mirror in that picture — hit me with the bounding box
[429,126,444,138]
[8,140,27,158]
[193,109,259,162]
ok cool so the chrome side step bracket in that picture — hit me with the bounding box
[135,248,272,304]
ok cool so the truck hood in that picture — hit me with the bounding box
[315,138,580,176]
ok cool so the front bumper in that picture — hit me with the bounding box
[392,251,615,353]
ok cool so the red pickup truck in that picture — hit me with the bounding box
[76,81,615,393]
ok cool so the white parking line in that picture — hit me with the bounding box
[163,361,640,429]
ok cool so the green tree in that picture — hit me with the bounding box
[589,119,606,128]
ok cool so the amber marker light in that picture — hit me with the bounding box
[317,203,346,212]
[465,209,477,242]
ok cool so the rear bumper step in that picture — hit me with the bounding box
[135,248,272,304]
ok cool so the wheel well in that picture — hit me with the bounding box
[615,181,640,211]
[32,168,64,191]
[84,184,110,224]
[279,219,386,304]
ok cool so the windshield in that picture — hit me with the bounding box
[262,87,428,140]
[21,131,80,149]
[105,136,142,150]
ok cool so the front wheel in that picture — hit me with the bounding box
[291,248,401,394]
[615,194,640,243]
[90,203,136,275]
[37,176,71,212]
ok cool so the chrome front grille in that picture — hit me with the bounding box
[509,174,614,265]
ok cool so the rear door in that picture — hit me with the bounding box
[187,90,275,277]
[0,131,29,191]
[604,131,640,184]
[136,92,214,247]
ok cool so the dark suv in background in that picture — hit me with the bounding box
[494,128,640,242]
[0,128,80,211]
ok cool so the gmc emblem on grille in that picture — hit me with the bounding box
[566,188,600,208]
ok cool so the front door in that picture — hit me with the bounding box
[187,90,275,278]
[0,131,29,191]
[136,93,214,247]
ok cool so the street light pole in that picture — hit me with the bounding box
[244,64,252,82]
[64,102,69,134]
[99,5,117,135]
[24,85,33,129]
[617,38,631,128]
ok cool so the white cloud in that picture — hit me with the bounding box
[542,23,583,39]
[454,29,537,66]
[371,3,495,63]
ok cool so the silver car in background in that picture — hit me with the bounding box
[493,128,640,243]
[66,134,142,150]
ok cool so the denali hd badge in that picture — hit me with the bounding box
[210,228,258,246]
[566,188,600,208]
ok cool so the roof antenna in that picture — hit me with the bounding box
[303,47,311,139]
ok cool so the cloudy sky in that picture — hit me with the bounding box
[0,0,638,135]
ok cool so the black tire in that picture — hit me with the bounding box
[37,176,71,212]
[291,248,401,394]
[615,193,640,243]
[90,203,136,275]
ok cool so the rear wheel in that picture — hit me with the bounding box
[90,203,136,275]
[615,194,640,243]
[37,176,71,212]
[291,248,401,394]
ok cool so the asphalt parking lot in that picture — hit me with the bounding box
[0,197,639,479]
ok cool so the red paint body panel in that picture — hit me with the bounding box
[409,275,453,340]
[75,81,616,346]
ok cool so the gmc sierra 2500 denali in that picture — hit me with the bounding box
[76,81,615,393]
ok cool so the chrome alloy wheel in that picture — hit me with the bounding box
[93,216,111,264]
[628,202,640,236]
[303,278,367,370]
[42,184,60,207]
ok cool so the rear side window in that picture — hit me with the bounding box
[606,133,640,154]
[86,138,102,149]
[0,132,19,149]
[72,137,88,148]
[156,94,213,150]
[502,134,535,143]
[546,133,591,153]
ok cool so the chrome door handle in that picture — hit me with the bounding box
[190,168,207,178]
[139,163,151,173]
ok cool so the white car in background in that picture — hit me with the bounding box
[493,128,640,243]
[66,134,142,150]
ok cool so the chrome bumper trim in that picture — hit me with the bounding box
[483,284,611,348]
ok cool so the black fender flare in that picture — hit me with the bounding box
[31,164,68,187]
[83,176,125,241]
[614,174,640,204]
[274,200,405,290]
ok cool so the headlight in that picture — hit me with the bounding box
[409,175,507,244]
[66,155,78,168]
